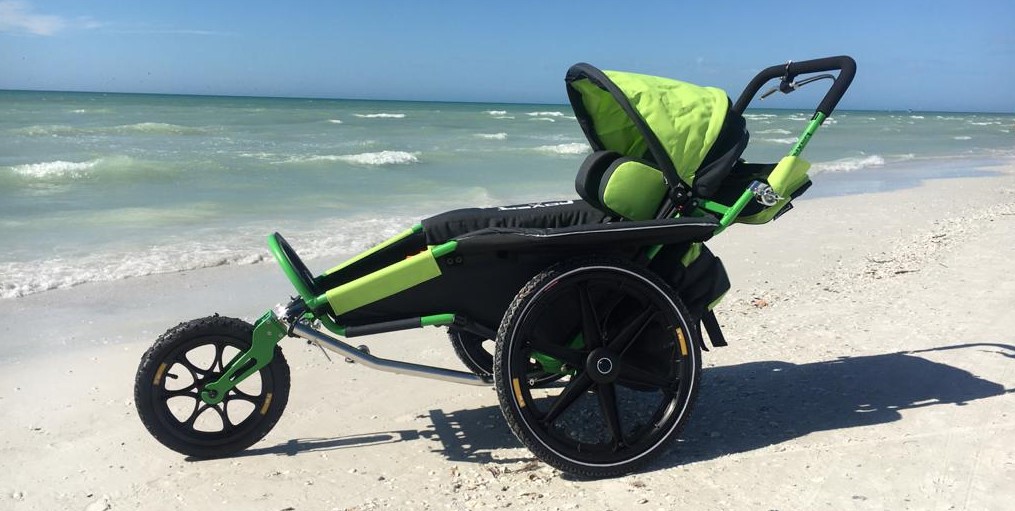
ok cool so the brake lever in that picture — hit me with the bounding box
[761,72,836,100]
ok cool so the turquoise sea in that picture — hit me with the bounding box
[1,90,1013,299]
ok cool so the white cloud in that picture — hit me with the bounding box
[0,1,99,36]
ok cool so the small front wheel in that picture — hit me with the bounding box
[134,315,290,458]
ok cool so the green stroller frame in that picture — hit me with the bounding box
[135,56,856,478]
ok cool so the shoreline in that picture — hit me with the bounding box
[0,163,1012,509]
[2,151,1013,316]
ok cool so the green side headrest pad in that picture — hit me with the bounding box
[598,158,667,221]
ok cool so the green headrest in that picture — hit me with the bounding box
[576,151,667,221]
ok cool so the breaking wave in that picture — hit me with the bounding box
[812,155,886,173]
[354,113,406,119]
[761,137,798,145]
[0,217,413,299]
[474,133,508,140]
[535,143,590,155]
[285,151,420,166]
[4,156,142,180]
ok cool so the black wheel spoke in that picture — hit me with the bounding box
[597,383,624,448]
[184,402,212,427]
[176,356,206,379]
[607,309,657,353]
[528,341,585,367]
[617,361,677,391]
[224,388,260,404]
[164,386,200,399]
[541,372,593,425]
[578,283,603,349]
[217,401,235,428]
[211,343,226,373]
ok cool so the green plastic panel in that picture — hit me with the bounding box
[737,156,811,225]
[324,243,453,315]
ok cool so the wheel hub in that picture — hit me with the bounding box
[586,348,620,383]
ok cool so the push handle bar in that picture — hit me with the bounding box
[732,55,856,118]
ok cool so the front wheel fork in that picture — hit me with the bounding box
[201,310,287,404]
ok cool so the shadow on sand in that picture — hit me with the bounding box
[211,343,1012,471]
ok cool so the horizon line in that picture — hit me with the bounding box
[1,88,1012,115]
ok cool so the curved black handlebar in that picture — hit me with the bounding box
[732,55,856,118]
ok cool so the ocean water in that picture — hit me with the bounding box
[2,90,1013,299]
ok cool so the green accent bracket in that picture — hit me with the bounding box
[201,311,286,405]
[421,313,457,327]
[532,334,585,375]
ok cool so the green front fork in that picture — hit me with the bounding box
[201,311,287,405]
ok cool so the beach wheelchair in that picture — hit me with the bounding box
[135,56,856,477]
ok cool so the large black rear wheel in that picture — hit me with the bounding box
[494,258,701,478]
[134,316,290,458]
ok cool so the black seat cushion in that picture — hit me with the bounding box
[422,199,608,245]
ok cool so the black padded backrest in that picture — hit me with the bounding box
[575,151,622,213]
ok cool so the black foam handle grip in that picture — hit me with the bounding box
[733,55,856,117]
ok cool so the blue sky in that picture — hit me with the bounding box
[1,1,1013,112]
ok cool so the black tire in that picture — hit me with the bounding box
[449,327,564,387]
[134,315,290,458]
[448,328,495,377]
[494,257,702,478]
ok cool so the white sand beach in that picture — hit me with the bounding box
[1,165,1013,510]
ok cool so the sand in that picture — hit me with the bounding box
[1,165,1013,510]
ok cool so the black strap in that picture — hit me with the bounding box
[701,310,728,348]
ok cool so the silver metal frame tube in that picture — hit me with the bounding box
[289,321,492,387]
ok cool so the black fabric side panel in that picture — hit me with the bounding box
[709,162,777,217]
[650,243,731,322]
[454,217,718,254]
[317,230,428,290]
[692,102,750,198]
[422,200,608,245]
[334,250,632,329]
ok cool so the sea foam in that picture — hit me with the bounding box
[812,155,886,173]
[475,133,508,140]
[354,113,406,119]
[0,217,413,299]
[286,151,419,166]
[8,160,98,179]
[535,143,590,155]
[761,137,799,145]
